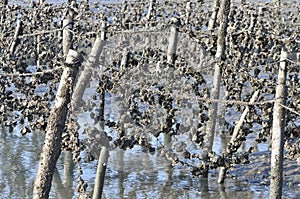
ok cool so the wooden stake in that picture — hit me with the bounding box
[218,90,259,183]
[33,50,83,199]
[167,18,179,65]
[208,0,220,30]
[203,0,230,178]
[72,20,106,110]
[229,91,260,149]
[185,2,191,25]
[92,147,109,199]
[146,0,156,21]
[269,50,287,199]
[10,19,22,54]
[63,14,73,58]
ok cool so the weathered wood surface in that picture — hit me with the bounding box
[203,0,230,177]
[218,90,260,183]
[33,50,83,199]
[270,50,287,199]
[72,20,106,110]
[10,19,22,54]
[92,147,109,199]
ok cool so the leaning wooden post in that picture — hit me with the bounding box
[10,19,22,54]
[202,0,230,178]
[208,0,220,30]
[33,50,83,199]
[269,49,287,199]
[218,90,259,183]
[72,20,106,110]
[92,147,109,199]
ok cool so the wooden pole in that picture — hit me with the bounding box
[218,90,259,183]
[269,50,287,199]
[165,18,179,154]
[208,0,220,30]
[63,13,73,58]
[72,20,106,110]
[33,50,83,199]
[185,2,191,25]
[202,0,230,178]
[229,91,259,148]
[167,18,179,65]
[10,19,22,54]
[92,147,109,199]
[146,0,156,21]
[63,151,74,198]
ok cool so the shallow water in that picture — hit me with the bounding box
[1,0,300,198]
[0,124,273,199]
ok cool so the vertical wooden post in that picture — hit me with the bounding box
[202,0,230,178]
[33,50,83,199]
[185,2,191,25]
[36,33,41,66]
[63,151,74,198]
[63,11,74,58]
[269,50,287,199]
[167,18,179,65]
[92,147,109,199]
[146,0,156,21]
[208,0,220,30]
[165,17,179,155]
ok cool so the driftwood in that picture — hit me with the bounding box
[270,50,287,199]
[33,50,83,199]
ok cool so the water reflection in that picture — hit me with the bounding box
[0,125,42,198]
[0,124,274,199]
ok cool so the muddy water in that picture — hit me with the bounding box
[0,124,278,199]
